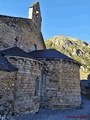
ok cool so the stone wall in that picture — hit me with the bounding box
[0,15,45,51]
[6,56,44,113]
[0,57,81,116]
[0,71,16,117]
[43,59,81,109]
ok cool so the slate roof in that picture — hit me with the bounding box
[81,80,89,87]
[0,54,17,71]
[28,49,75,61]
[0,47,35,59]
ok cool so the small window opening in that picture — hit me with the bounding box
[31,44,37,51]
[35,77,39,96]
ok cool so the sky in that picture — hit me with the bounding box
[0,0,90,43]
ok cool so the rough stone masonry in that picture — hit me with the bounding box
[0,1,81,119]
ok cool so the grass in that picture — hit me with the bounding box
[80,69,90,80]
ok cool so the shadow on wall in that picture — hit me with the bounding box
[81,74,90,97]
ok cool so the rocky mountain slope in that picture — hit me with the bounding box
[45,36,90,79]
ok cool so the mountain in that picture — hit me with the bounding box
[45,36,90,79]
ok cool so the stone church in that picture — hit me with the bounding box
[0,2,81,115]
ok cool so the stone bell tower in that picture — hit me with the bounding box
[28,1,42,31]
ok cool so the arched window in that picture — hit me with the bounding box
[31,44,37,51]
[41,72,46,97]
[36,11,39,18]
[35,77,39,96]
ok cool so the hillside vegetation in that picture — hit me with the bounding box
[45,36,90,79]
